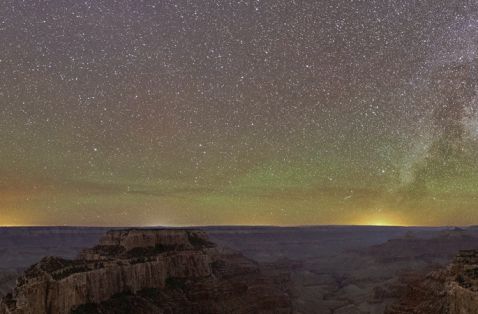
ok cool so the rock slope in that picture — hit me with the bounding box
[386,250,478,314]
[0,229,291,314]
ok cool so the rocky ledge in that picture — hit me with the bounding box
[0,229,291,314]
[386,250,478,314]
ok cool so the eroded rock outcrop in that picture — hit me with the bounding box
[386,250,478,314]
[0,229,291,314]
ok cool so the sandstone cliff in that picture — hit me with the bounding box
[386,250,478,314]
[0,229,291,314]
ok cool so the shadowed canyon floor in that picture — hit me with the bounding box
[1,226,478,313]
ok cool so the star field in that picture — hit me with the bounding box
[1,0,478,226]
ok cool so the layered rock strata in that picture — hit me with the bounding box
[1,229,291,314]
[386,250,478,314]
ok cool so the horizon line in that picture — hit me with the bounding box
[0,223,468,229]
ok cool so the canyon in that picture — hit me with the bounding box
[2,226,478,313]
[387,249,478,314]
[0,229,291,314]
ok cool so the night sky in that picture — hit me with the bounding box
[1,0,478,226]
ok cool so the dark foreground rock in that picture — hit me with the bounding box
[0,229,292,314]
[386,250,478,314]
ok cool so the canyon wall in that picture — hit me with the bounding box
[0,229,291,314]
[387,250,478,314]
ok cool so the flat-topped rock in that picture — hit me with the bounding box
[0,229,291,314]
[79,228,215,261]
[98,228,213,251]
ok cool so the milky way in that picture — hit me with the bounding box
[1,0,478,226]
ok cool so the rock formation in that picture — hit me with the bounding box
[0,229,292,314]
[386,250,478,314]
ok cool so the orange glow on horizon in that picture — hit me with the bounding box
[354,210,409,227]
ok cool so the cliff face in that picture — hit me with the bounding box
[386,250,478,314]
[0,229,291,314]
